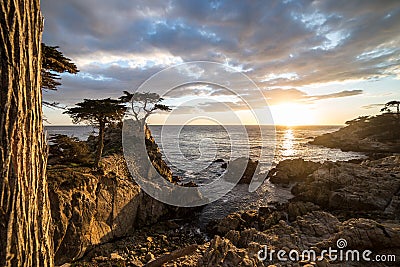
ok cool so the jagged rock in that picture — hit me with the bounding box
[318,218,400,250]
[208,212,245,236]
[144,126,175,183]
[287,202,321,222]
[268,159,322,185]
[110,252,125,260]
[292,156,400,215]
[223,157,261,184]
[48,155,171,265]
[198,236,263,267]
[258,210,287,231]
[48,124,188,265]
[202,209,400,266]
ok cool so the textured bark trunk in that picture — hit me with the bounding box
[0,0,54,266]
[95,121,105,167]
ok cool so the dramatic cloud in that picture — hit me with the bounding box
[41,0,400,112]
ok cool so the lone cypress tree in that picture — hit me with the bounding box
[64,98,127,167]
[119,91,171,129]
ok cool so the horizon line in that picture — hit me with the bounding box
[45,124,345,127]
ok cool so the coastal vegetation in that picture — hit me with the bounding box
[312,105,400,153]
[64,98,127,167]
[119,91,171,129]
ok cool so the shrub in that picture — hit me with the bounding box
[48,134,92,165]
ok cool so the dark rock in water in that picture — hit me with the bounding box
[221,162,228,169]
[223,157,260,184]
[181,181,198,187]
[268,158,322,185]
[213,158,225,163]
[200,155,400,267]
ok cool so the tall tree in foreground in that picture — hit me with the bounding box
[64,98,127,167]
[41,44,79,108]
[0,0,53,266]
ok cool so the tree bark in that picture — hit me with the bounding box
[0,0,54,266]
[95,121,106,167]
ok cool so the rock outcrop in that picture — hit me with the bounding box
[222,157,261,184]
[48,155,172,265]
[310,114,400,153]
[268,159,322,185]
[48,124,180,265]
[291,156,400,217]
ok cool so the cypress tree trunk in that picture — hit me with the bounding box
[95,121,106,167]
[0,0,54,266]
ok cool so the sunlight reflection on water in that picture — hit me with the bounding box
[282,129,295,157]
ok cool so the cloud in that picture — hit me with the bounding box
[156,87,364,114]
[41,0,399,108]
[361,103,385,109]
[312,89,363,100]
[262,88,363,105]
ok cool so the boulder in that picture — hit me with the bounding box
[268,159,322,185]
[223,157,261,184]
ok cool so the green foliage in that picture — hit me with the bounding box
[345,116,369,125]
[119,91,171,124]
[64,98,127,125]
[64,98,127,167]
[41,43,79,90]
[381,100,400,114]
[353,114,399,142]
[48,134,92,165]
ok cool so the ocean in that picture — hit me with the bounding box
[45,125,366,223]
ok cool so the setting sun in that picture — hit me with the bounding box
[270,103,316,126]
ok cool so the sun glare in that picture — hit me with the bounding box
[271,103,316,126]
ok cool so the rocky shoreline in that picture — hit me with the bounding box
[50,123,400,266]
[67,155,400,267]
[310,114,400,153]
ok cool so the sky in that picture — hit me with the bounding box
[41,0,400,126]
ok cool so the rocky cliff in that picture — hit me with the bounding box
[310,114,400,153]
[47,125,177,265]
[48,155,172,265]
